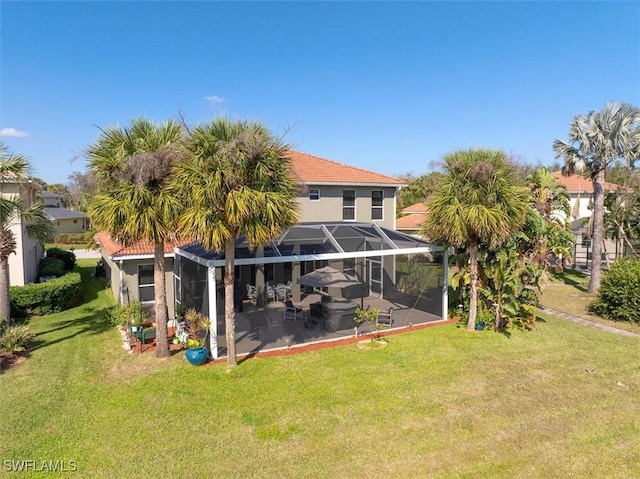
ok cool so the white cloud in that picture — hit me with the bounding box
[0,128,29,138]
[204,95,225,104]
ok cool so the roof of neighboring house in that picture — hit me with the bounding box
[551,171,621,193]
[95,231,187,259]
[396,213,427,230]
[288,151,407,187]
[401,202,428,214]
[44,207,89,220]
[42,191,63,199]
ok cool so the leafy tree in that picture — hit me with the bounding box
[397,172,443,210]
[423,149,530,330]
[172,118,299,369]
[66,171,96,212]
[554,102,640,293]
[87,118,184,358]
[0,142,55,325]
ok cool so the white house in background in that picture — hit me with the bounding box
[42,191,90,235]
[550,171,624,268]
[1,177,44,286]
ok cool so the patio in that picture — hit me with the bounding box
[217,293,445,357]
[173,222,448,359]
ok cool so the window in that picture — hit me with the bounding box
[309,189,320,201]
[73,219,78,224]
[343,190,356,220]
[372,190,383,220]
[138,265,155,303]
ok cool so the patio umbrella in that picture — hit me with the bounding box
[297,266,364,307]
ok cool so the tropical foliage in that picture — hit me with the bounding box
[172,117,299,368]
[424,149,530,330]
[554,102,640,292]
[0,142,54,325]
[87,118,185,358]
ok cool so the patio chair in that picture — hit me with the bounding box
[246,284,257,304]
[376,307,394,327]
[276,283,289,302]
[266,284,276,303]
[284,300,303,321]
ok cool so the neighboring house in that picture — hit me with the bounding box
[1,177,44,286]
[42,191,90,234]
[550,171,623,268]
[396,202,428,237]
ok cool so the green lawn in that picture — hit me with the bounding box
[1,261,639,478]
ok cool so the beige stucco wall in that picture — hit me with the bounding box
[297,185,397,229]
[53,217,88,234]
[100,251,176,319]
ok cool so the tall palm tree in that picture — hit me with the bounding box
[0,142,54,325]
[87,118,184,358]
[423,149,530,330]
[554,102,640,293]
[172,118,299,369]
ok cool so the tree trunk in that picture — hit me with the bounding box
[224,238,237,369]
[154,239,170,358]
[0,257,10,326]
[467,243,478,331]
[589,169,605,293]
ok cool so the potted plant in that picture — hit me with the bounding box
[353,306,388,349]
[184,308,211,366]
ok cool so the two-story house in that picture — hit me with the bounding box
[42,191,90,235]
[96,151,447,357]
[1,177,45,286]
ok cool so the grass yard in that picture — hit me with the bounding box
[1,261,639,478]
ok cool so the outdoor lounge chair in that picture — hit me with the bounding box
[376,307,394,327]
[284,300,303,321]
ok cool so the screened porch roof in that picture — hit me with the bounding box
[175,222,443,268]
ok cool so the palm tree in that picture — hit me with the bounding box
[423,149,530,330]
[554,102,640,293]
[87,118,184,358]
[172,118,299,369]
[0,142,54,325]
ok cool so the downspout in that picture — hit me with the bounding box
[118,260,124,305]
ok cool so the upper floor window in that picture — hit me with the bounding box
[372,190,384,220]
[138,265,155,303]
[309,189,320,201]
[343,190,356,221]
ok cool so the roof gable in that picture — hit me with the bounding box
[550,171,621,193]
[289,151,406,186]
[95,231,186,258]
[401,202,428,214]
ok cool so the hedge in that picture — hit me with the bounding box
[46,247,76,271]
[10,273,82,316]
[38,257,66,278]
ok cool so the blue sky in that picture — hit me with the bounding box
[1,1,639,185]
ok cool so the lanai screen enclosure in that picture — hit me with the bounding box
[173,222,447,358]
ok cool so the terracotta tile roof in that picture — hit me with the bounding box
[401,202,428,214]
[551,171,621,193]
[396,213,427,230]
[95,231,187,258]
[288,150,407,186]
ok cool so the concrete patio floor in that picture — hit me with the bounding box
[214,293,444,357]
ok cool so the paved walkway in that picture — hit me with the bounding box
[539,306,640,338]
[70,248,101,259]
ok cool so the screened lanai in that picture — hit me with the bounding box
[173,222,448,359]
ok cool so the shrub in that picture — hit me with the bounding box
[109,301,147,328]
[10,273,82,316]
[38,257,66,278]
[46,247,76,271]
[0,324,35,353]
[590,258,640,323]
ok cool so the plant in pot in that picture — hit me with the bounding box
[353,306,388,349]
[184,308,211,366]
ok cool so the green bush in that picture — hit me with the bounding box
[38,257,66,278]
[46,247,77,271]
[0,324,35,353]
[108,301,147,328]
[10,273,82,316]
[54,233,87,245]
[590,258,640,323]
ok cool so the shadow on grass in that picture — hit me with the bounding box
[550,270,589,292]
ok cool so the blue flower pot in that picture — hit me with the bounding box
[185,347,208,366]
